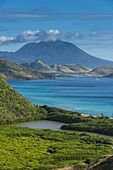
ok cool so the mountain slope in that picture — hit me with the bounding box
[0,76,46,124]
[23,59,54,72]
[0,58,55,80]
[85,66,113,78]
[51,64,90,73]
[105,73,113,78]
[1,40,113,68]
[23,59,90,73]
[90,66,113,75]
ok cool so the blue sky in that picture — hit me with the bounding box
[0,0,113,61]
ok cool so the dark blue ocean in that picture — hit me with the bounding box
[8,78,113,117]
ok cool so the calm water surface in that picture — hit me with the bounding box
[11,120,113,140]
[11,120,64,130]
[8,78,113,117]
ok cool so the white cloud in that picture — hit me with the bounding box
[0,29,85,45]
[64,32,85,41]
[0,29,62,44]
[0,36,14,44]
[45,29,61,41]
[15,30,40,43]
[1,30,113,46]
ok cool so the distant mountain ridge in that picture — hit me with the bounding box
[23,59,55,73]
[0,58,55,80]
[0,40,113,68]
[1,57,113,79]
[90,66,113,76]
[23,59,113,77]
[23,59,90,73]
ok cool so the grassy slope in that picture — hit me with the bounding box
[0,58,55,80]
[0,76,46,124]
[0,126,113,170]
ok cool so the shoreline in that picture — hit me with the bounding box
[7,119,113,140]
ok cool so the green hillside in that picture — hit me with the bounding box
[0,58,55,80]
[0,126,113,170]
[0,76,46,124]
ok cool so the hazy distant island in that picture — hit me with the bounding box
[1,57,113,80]
[24,59,113,78]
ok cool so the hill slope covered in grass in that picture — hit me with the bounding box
[0,58,55,80]
[0,126,113,170]
[0,76,46,124]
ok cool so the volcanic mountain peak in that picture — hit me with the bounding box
[0,40,113,68]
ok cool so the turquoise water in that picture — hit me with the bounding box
[8,78,113,117]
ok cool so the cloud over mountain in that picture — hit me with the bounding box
[0,29,84,44]
[63,32,85,41]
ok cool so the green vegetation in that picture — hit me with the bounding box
[0,76,47,124]
[42,105,113,136]
[61,119,113,136]
[1,77,113,169]
[0,58,55,80]
[0,126,113,170]
[42,105,81,123]
[1,75,113,136]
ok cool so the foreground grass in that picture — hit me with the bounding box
[0,126,113,170]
